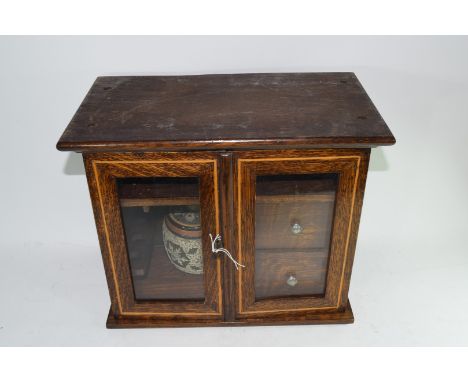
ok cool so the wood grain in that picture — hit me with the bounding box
[58,70,392,328]
[132,246,205,300]
[255,249,328,299]
[106,301,354,328]
[233,149,370,318]
[255,192,336,250]
[81,148,373,327]
[83,152,223,322]
[57,73,395,152]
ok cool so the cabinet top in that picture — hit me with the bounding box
[57,73,395,152]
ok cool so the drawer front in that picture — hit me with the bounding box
[255,249,328,299]
[255,193,336,250]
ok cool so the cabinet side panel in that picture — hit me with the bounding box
[337,148,370,309]
[83,153,121,316]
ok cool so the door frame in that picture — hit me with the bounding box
[233,149,370,318]
[83,152,224,321]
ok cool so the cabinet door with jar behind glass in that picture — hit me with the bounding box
[233,149,369,320]
[84,152,223,325]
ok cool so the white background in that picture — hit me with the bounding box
[0,36,467,346]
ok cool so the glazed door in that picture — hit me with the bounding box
[233,150,369,319]
[84,153,223,322]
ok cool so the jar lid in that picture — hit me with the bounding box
[165,212,201,239]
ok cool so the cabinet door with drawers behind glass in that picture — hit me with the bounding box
[234,150,368,319]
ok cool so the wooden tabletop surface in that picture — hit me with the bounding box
[57,73,395,152]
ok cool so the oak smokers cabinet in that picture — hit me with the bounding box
[57,73,395,328]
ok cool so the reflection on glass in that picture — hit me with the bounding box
[254,174,338,300]
[117,177,204,301]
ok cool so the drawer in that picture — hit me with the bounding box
[255,249,329,299]
[255,193,336,250]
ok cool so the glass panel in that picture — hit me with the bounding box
[117,177,204,301]
[254,174,338,300]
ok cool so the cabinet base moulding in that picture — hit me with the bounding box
[105,301,354,328]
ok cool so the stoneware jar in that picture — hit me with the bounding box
[162,211,203,274]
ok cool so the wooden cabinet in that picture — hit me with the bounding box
[57,73,395,327]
